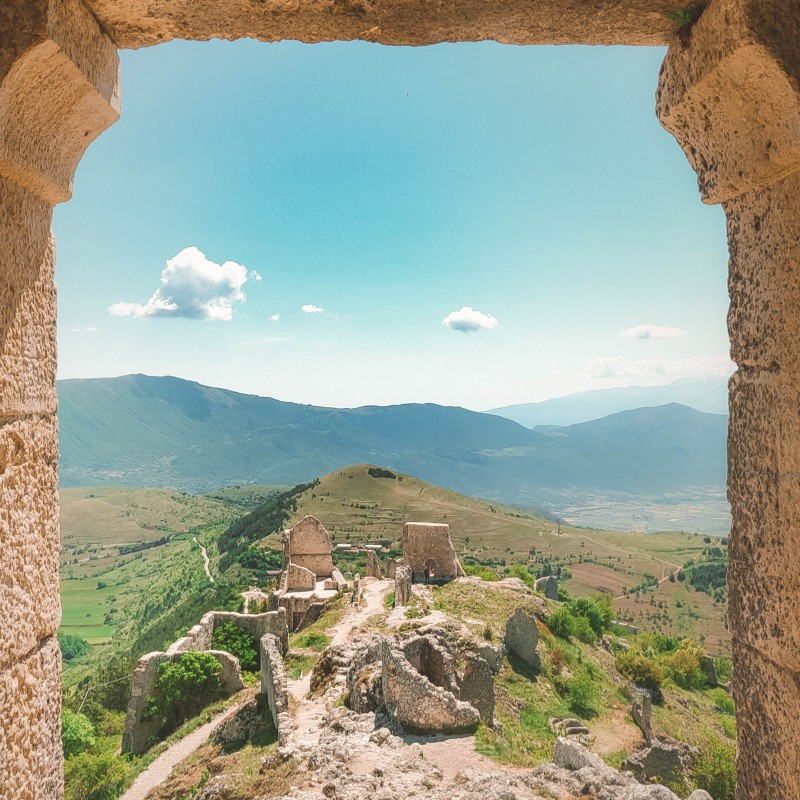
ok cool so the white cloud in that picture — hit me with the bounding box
[302,304,324,314]
[586,354,734,379]
[619,322,687,340]
[249,270,263,281]
[71,324,99,333]
[442,306,498,333]
[108,246,250,321]
[269,314,280,322]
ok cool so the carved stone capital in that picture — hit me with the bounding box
[657,0,800,204]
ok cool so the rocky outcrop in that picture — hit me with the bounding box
[504,608,541,670]
[622,738,698,789]
[260,633,293,746]
[212,697,263,747]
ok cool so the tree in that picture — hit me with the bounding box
[57,633,90,661]
[211,622,258,671]
[61,709,95,758]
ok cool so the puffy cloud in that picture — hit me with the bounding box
[619,322,687,340]
[442,306,498,333]
[302,304,324,313]
[249,270,263,281]
[586,354,734,379]
[269,314,280,322]
[108,246,250,321]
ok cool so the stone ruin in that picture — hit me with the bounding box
[344,628,496,732]
[504,607,542,671]
[122,608,288,754]
[366,549,382,579]
[271,515,345,630]
[401,522,465,584]
[534,575,558,601]
[393,558,412,608]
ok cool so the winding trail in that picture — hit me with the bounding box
[193,536,214,583]
[118,704,241,800]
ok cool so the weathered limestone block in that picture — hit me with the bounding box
[0,416,60,671]
[402,522,465,582]
[74,0,684,50]
[366,549,382,579]
[122,649,243,755]
[386,558,396,578]
[477,642,506,674]
[394,563,412,607]
[534,575,558,601]
[0,637,62,800]
[352,573,361,605]
[285,515,334,577]
[380,636,480,734]
[259,633,293,746]
[212,697,262,747]
[658,0,800,205]
[631,691,652,744]
[286,562,316,591]
[459,652,494,725]
[733,640,800,800]
[295,602,325,631]
[0,0,119,205]
[504,608,541,670]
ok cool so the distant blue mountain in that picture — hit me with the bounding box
[57,375,727,502]
[487,377,728,428]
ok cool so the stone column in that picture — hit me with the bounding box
[658,2,800,797]
[0,1,119,797]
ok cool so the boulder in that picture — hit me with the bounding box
[622,738,698,788]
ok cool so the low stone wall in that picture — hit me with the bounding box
[366,550,382,578]
[167,609,288,657]
[259,633,294,746]
[380,637,480,733]
[122,649,243,755]
[460,651,494,725]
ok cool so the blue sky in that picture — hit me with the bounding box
[53,41,731,410]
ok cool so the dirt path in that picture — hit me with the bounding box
[118,704,240,800]
[192,536,214,583]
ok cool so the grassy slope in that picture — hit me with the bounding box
[281,465,728,653]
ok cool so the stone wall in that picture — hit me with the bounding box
[122,649,243,755]
[394,562,412,607]
[504,608,541,670]
[166,609,288,657]
[401,522,465,582]
[534,576,558,601]
[366,549,382,579]
[380,636,481,734]
[259,633,293,746]
[286,562,316,591]
[459,652,494,726]
[285,515,334,577]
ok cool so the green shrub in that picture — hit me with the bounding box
[566,669,599,718]
[710,689,735,715]
[548,607,576,639]
[384,591,396,609]
[568,595,613,636]
[507,563,535,589]
[691,740,736,800]
[572,615,598,644]
[211,622,258,671]
[616,651,663,690]
[664,640,707,690]
[58,633,90,661]
[148,651,223,733]
[463,564,500,582]
[61,709,95,758]
[64,752,130,800]
[292,631,329,651]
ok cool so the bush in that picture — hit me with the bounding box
[463,564,500,582]
[548,607,576,640]
[710,689,735,715]
[61,709,95,758]
[616,651,664,690]
[691,740,736,800]
[211,622,258,671]
[566,669,599,718]
[64,752,130,800]
[664,640,707,690]
[568,595,613,636]
[58,633,90,661]
[148,651,223,733]
[572,615,597,644]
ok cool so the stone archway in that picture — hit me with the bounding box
[2,1,799,798]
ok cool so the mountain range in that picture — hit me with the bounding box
[57,375,727,507]
[487,377,728,428]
